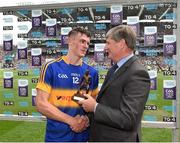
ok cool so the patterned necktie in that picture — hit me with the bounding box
[109,63,118,76]
[97,63,118,101]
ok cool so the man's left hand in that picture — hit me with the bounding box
[79,94,97,112]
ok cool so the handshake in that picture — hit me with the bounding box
[69,93,97,133]
[68,114,89,133]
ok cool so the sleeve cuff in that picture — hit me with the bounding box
[94,103,98,113]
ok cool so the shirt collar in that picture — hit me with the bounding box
[62,56,83,66]
[117,53,134,68]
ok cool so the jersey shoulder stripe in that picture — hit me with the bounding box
[39,57,62,82]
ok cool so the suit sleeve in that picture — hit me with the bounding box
[94,69,150,131]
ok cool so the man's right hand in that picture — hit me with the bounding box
[68,115,89,133]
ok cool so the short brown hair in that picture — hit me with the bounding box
[68,27,91,38]
[106,25,136,50]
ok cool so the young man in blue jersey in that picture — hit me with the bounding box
[36,27,99,142]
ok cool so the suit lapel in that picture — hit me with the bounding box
[97,56,138,101]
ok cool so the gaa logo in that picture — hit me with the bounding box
[58,74,68,79]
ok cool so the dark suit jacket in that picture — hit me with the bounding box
[89,56,150,142]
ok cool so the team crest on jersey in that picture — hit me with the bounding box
[58,73,68,79]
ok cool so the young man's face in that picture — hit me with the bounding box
[68,33,90,58]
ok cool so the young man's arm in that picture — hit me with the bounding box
[36,89,88,132]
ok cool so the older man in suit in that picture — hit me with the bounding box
[79,25,150,142]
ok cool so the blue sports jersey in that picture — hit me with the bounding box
[36,56,99,142]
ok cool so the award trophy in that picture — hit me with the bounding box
[72,70,91,102]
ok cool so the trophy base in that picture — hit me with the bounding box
[72,93,87,102]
